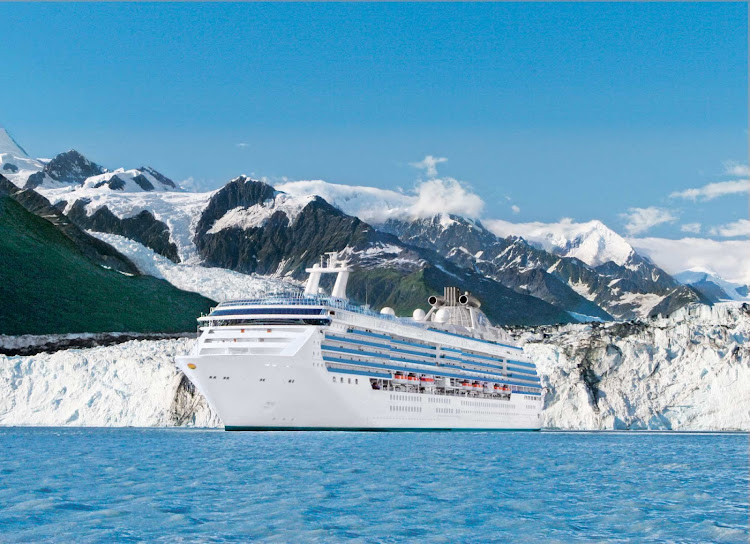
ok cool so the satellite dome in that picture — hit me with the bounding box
[412,309,426,321]
[380,307,396,316]
[435,308,449,323]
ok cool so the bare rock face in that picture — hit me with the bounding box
[44,150,106,184]
[514,303,750,430]
[66,200,180,263]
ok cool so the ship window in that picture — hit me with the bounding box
[355,379,358,384]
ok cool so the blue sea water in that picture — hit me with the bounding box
[0,429,747,543]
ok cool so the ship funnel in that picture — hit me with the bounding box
[304,251,351,299]
[459,292,481,309]
[427,295,445,307]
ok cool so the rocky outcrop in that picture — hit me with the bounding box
[139,166,177,189]
[66,200,180,262]
[43,150,106,184]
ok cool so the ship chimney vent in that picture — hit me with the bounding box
[444,286,460,306]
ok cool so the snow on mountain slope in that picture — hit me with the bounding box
[674,269,750,302]
[39,186,215,263]
[486,218,635,267]
[515,302,750,430]
[0,128,46,188]
[90,232,297,302]
[207,193,317,233]
[81,167,180,192]
[0,338,218,427]
[0,128,29,157]
[2,304,746,429]
[276,178,484,224]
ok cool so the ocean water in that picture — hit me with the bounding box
[0,429,747,543]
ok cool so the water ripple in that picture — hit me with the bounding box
[0,429,746,543]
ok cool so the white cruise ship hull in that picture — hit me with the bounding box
[177,319,543,431]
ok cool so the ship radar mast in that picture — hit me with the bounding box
[304,251,351,299]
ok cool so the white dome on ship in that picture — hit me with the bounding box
[380,307,396,316]
[412,309,426,321]
[434,308,449,323]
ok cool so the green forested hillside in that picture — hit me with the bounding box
[0,195,214,335]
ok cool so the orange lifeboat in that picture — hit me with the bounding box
[393,372,408,385]
[420,376,435,388]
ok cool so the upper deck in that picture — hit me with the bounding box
[199,293,524,355]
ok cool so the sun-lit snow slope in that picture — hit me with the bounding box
[276,178,484,224]
[0,129,46,188]
[91,232,298,302]
[674,269,750,302]
[0,339,218,427]
[38,186,215,263]
[487,218,635,267]
[0,128,28,157]
[517,303,750,430]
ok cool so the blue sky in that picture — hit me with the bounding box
[1,2,747,239]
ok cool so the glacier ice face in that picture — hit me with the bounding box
[1,304,747,430]
[0,339,219,428]
[517,303,750,430]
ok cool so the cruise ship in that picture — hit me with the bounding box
[176,252,543,430]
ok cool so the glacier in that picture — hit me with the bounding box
[518,302,750,430]
[1,303,747,430]
[0,339,219,428]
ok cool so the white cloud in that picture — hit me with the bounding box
[630,237,750,285]
[236,142,249,148]
[680,223,701,234]
[709,219,750,238]
[723,161,750,177]
[670,179,749,201]
[620,207,677,236]
[179,176,214,192]
[275,177,483,224]
[410,155,447,177]
[511,205,521,214]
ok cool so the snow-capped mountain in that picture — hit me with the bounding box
[381,214,700,321]
[674,269,750,303]
[0,128,47,188]
[0,127,711,327]
[486,218,636,267]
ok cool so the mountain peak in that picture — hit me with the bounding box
[44,150,106,184]
[0,128,29,158]
[487,217,635,267]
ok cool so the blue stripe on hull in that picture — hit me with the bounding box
[322,355,542,392]
[326,367,391,379]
